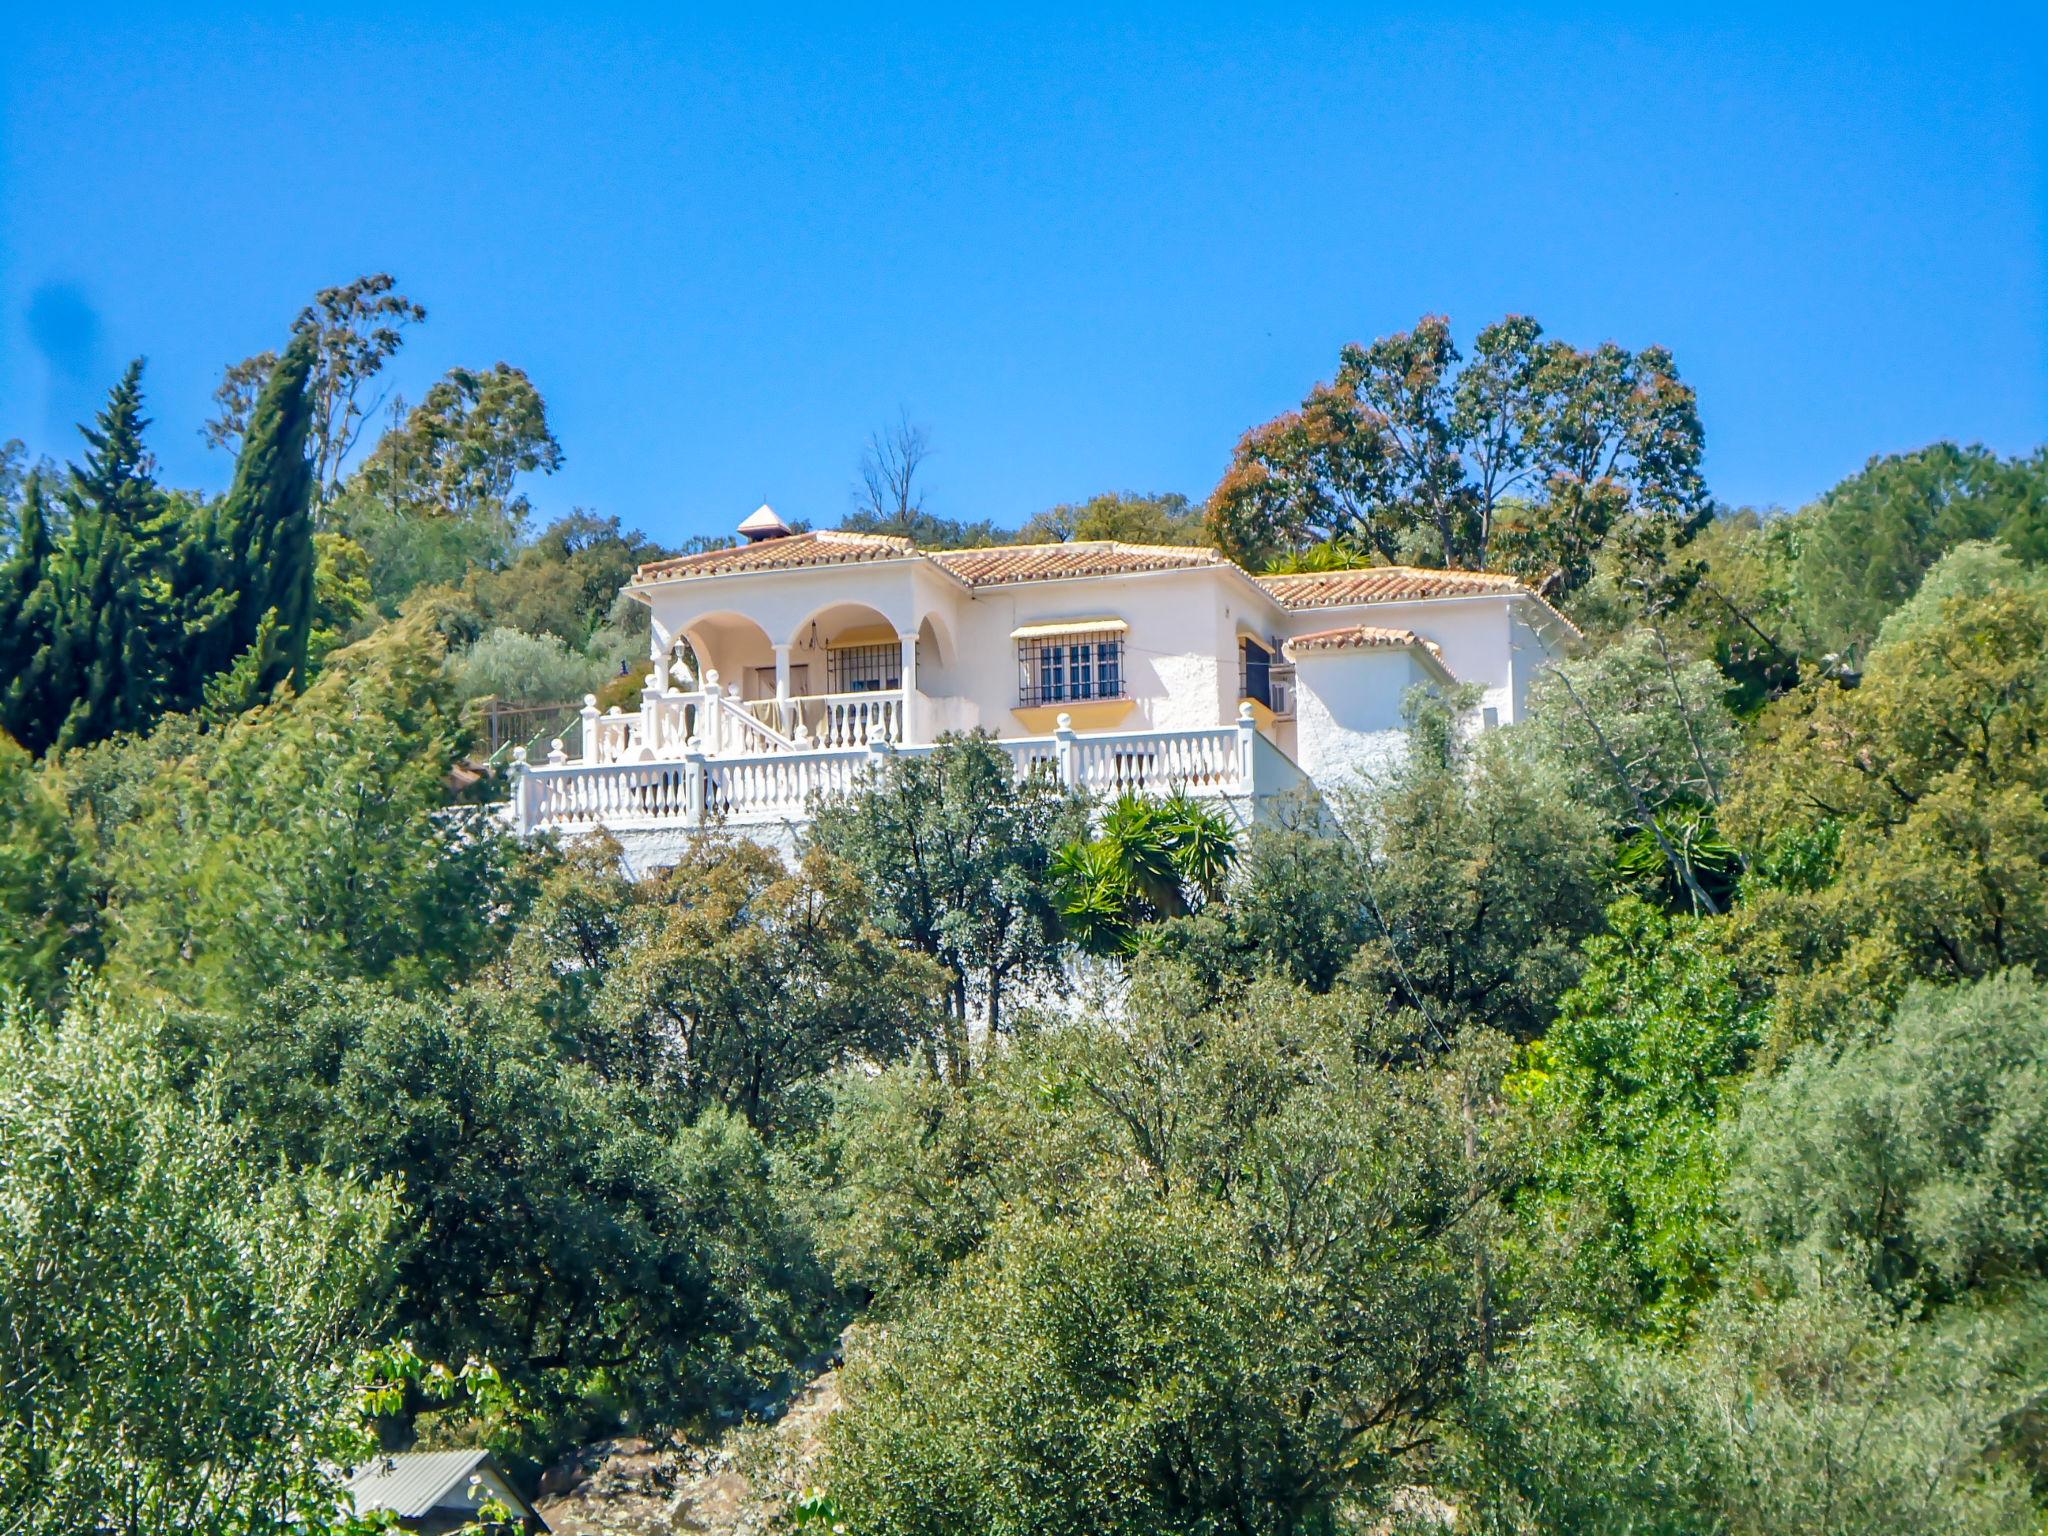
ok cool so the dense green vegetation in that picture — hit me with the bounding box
[4,288,2048,1533]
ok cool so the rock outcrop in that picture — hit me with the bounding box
[536,1368,840,1536]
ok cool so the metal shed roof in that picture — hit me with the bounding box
[343,1448,494,1519]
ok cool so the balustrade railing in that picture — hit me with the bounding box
[745,690,904,749]
[508,706,1269,836]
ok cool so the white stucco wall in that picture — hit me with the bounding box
[631,559,1562,756]
[1289,648,1440,790]
[1274,595,1521,721]
[640,562,1264,739]
[940,567,1244,735]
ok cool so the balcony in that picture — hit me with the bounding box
[504,693,1305,837]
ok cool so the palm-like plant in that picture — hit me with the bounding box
[1053,792,1238,955]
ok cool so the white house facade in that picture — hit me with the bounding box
[504,506,1577,870]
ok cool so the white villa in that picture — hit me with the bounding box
[505,505,1578,869]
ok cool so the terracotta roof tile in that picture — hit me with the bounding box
[630,535,1576,641]
[927,541,1229,587]
[1256,566,1526,608]
[1283,624,1452,675]
[632,530,914,583]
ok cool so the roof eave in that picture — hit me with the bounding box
[624,552,934,596]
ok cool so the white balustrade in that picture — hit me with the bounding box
[1067,727,1240,797]
[799,691,904,749]
[508,704,1267,836]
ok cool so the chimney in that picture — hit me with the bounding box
[738,503,793,543]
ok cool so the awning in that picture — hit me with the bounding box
[1009,617,1129,640]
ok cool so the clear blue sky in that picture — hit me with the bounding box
[3,5,2042,547]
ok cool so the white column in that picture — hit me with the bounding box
[580,694,601,765]
[897,630,920,744]
[1054,712,1079,788]
[773,643,794,734]
[1236,700,1258,793]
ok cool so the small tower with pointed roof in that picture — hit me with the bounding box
[737,503,793,543]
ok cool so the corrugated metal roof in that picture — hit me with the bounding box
[343,1448,493,1518]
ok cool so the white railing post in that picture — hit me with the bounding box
[509,746,536,834]
[684,739,708,827]
[580,694,601,764]
[867,733,896,780]
[547,737,568,768]
[1235,701,1257,793]
[1054,712,1079,789]
[702,672,724,756]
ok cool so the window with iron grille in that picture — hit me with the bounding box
[1017,633,1125,706]
[1239,636,1274,709]
[828,643,900,693]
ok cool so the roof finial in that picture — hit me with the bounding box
[738,503,793,542]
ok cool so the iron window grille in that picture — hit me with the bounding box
[828,643,901,694]
[1239,636,1275,709]
[1017,633,1125,706]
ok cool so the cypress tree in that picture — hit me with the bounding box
[0,472,65,754]
[47,361,165,753]
[205,330,317,700]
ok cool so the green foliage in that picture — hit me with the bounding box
[102,601,531,1015]
[201,331,320,702]
[1727,971,2048,1308]
[832,1194,1358,1536]
[1524,629,1741,909]
[309,529,374,666]
[465,510,668,646]
[1206,313,1708,591]
[824,977,1516,1534]
[205,273,426,503]
[0,733,101,1011]
[809,734,1087,1063]
[1791,442,2047,660]
[0,474,66,753]
[354,362,563,521]
[210,978,838,1447]
[1014,490,1205,545]
[501,835,948,1136]
[1337,690,1609,1040]
[1526,629,1738,832]
[1659,506,1807,713]
[451,624,613,706]
[1516,898,1759,1325]
[1456,1269,2037,1536]
[1726,582,2048,1048]
[837,506,1008,548]
[0,982,396,1536]
[1870,537,2044,654]
[337,485,525,614]
[1212,813,1375,991]
[1051,791,1236,954]
[41,362,174,752]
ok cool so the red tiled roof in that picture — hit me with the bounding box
[926,541,1229,587]
[630,534,1571,638]
[1256,566,1527,608]
[1283,624,1452,675]
[632,530,914,583]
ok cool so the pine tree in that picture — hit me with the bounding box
[46,361,166,753]
[0,473,64,754]
[204,331,317,700]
